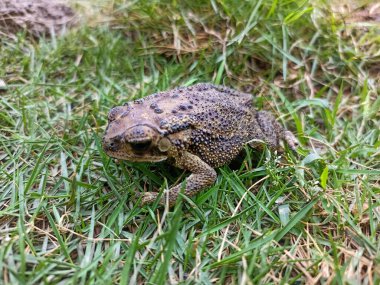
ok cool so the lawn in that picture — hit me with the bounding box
[0,0,379,284]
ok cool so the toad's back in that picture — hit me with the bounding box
[137,83,257,167]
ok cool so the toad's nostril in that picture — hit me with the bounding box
[104,141,117,151]
[104,135,123,151]
[106,141,117,151]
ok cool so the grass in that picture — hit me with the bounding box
[0,0,379,284]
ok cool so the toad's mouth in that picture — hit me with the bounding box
[106,150,168,162]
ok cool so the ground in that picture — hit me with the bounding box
[0,0,379,284]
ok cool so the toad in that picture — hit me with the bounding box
[102,83,298,206]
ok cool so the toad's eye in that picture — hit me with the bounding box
[108,106,125,122]
[130,140,152,152]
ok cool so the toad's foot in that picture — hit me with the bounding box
[284,130,299,152]
[141,192,161,205]
[141,151,217,207]
[254,111,299,152]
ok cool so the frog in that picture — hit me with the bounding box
[102,83,298,206]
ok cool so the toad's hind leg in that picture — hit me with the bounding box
[141,151,217,206]
[250,111,298,151]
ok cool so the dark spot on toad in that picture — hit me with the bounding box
[134,99,144,104]
[160,120,168,128]
[150,103,158,109]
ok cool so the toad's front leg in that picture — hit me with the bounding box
[142,151,217,206]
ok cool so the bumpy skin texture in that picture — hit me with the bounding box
[103,83,298,206]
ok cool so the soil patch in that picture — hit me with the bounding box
[0,0,76,38]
